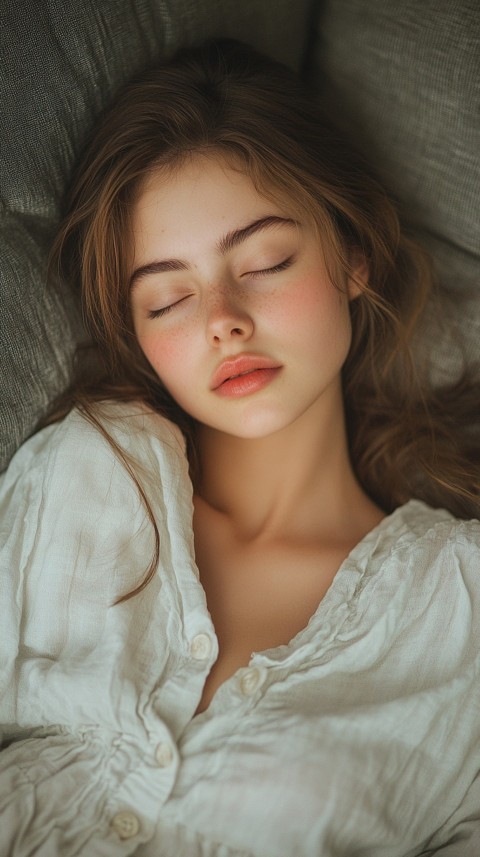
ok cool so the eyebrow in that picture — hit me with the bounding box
[129,215,297,290]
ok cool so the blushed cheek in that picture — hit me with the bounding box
[270,275,341,327]
[256,284,314,330]
[274,277,352,362]
[138,332,187,384]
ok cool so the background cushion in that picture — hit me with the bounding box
[311,0,480,385]
[0,0,312,471]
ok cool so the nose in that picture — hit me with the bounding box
[206,291,254,346]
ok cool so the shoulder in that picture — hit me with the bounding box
[78,399,187,456]
[355,500,480,634]
[1,399,186,493]
[345,501,480,694]
[373,500,480,596]
[369,500,480,643]
[0,400,191,558]
[387,499,480,565]
[0,401,192,607]
[363,499,479,562]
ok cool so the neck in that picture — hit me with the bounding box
[195,385,383,546]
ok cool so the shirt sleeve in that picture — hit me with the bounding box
[414,516,480,857]
[0,407,163,856]
[420,770,480,856]
[1,408,149,725]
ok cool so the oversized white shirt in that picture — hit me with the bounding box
[0,402,479,857]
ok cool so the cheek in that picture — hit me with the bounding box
[137,328,190,383]
[256,282,317,330]
[268,273,348,330]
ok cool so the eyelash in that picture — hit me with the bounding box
[147,256,294,319]
[248,256,294,278]
[148,297,188,320]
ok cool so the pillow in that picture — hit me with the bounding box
[0,0,312,471]
[310,0,480,385]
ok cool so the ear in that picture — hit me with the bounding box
[347,250,369,301]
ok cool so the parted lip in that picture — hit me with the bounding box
[210,354,282,390]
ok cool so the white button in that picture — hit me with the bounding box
[110,810,140,839]
[155,741,174,768]
[239,666,266,696]
[190,633,213,660]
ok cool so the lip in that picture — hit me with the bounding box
[210,354,282,391]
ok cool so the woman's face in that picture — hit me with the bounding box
[130,154,360,439]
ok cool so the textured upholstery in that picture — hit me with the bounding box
[0,0,311,470]
[312,0,480,384]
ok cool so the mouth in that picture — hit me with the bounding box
[226,368,260,381]
[211,354,282,391]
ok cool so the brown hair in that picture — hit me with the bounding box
[49,39,479,600]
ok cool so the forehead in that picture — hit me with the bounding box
[131,154,293,251]
[137,150,270,201]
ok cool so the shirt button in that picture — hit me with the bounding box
[110,811,140,839]
[190,632,213,660]
[155,741,174,768]
[239,666,267,697]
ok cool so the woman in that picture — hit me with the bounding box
[0,39,479,857]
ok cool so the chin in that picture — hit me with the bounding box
[209,409,294,440]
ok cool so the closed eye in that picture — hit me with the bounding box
[147,256,295,318]
[247,256,295,278]
[148,295,191,319]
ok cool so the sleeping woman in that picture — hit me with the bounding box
[0,38,479,857]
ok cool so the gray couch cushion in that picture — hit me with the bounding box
[311,0,480,383]
[0,0,312,471]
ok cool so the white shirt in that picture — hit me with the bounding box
[0,401,479,857]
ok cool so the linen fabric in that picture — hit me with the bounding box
[0,402,479,857]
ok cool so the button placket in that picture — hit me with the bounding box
[110,810,140,840]
[190,632,213,660]
[154,741,174,768]
[238,665,267,697]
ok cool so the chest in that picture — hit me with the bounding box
[193,525,349,715]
